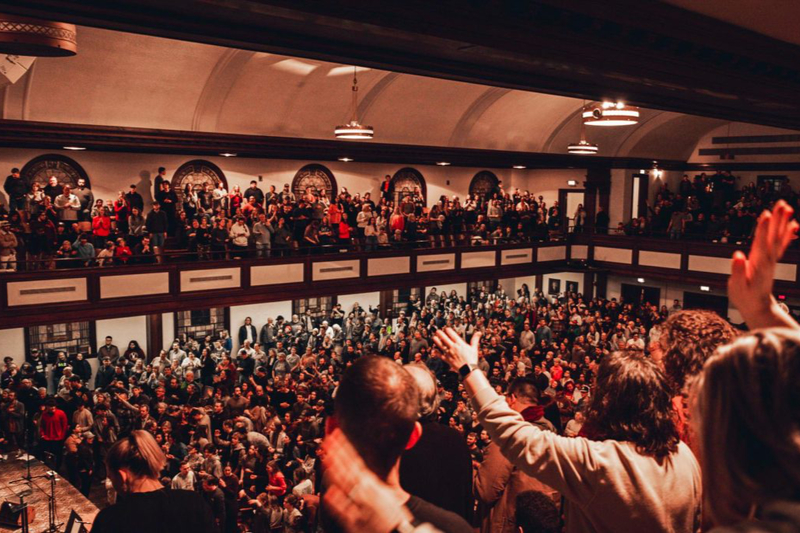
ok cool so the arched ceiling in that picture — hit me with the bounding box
[1,25,759,161]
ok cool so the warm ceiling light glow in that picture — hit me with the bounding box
[220,153,237,157]
[335,66,374,140]
[63,146,86,151]
[338,157,353,162]
[637,278,645,283]
[700,286,711,292]
[583,101,640,126]
[436,162,450,166]
[567,180,578,187]
[513,165,526,169]
[567,140,599,155]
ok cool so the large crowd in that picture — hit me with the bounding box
[2,167,592,270]
[1,271,700,532]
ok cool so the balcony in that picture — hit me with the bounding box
[2,233,798,328]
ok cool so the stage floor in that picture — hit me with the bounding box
[0,455,99,532]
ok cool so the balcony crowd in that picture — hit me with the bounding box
[1,167,587,270]
[0,202,799,532]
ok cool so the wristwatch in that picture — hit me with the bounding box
[458,363,479,381]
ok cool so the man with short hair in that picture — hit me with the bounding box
[475,377,558,533]
[55,185,81,222]
[73,178,93,221]
[125,183,144,212]
[331,356,472,532]
[172,461,197,491]
[145,202,168,261]
[98,336,120,364]
[40,398,68,468]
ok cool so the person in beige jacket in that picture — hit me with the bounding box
[435,328,701,533]
[474,377,558,533]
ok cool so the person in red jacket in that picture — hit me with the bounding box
[92,206,112,248]
[40,398,68,468]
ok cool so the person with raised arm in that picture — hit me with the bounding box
[689,200,800,532]
[432,331,701,532]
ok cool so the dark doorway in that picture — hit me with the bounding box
[621,283,660,307]
[684,291,729,318]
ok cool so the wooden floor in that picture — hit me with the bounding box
[0,454,99,532]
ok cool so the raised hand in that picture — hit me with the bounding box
[433,328,481,371]
[728,200,799,330]
[322,429,412,533]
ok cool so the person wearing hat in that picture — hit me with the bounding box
[3,167,26,213]
[0,220,17,271]
[125,183,144,213]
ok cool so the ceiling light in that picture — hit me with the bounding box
[338,157,353,162]
[219,153,237,157]
[700,286,710,292]
[567,180,578,187]
[568,105,599,155]
[567,140,599,155]
[436,162,450,166]
[335,66,374,140]
[513,165,526,169]
[63,146,86,151]
[583,101,640,126]
[637,278,645,284]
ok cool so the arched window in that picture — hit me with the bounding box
[469,170,500,200]
[171,159,228,205]
[21,154,90,190]
[390,167,426,205]
[292,164,337,201]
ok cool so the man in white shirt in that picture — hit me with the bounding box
[171,462,196,491]
[54,185,81,222]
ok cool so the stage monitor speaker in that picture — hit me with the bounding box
[0,500,36,527]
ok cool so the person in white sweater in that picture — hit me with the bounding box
[434,328,701,533]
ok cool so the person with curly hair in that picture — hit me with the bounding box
[653,309,738,451]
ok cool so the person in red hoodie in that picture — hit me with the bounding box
[39,398,68,468]
[92,206,112,249]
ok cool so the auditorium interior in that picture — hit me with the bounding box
[0,2,799,533]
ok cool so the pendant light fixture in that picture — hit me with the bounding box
[582,101,639,126]
[568,104,599,155]
[334,66,374,140]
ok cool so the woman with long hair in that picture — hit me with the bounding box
[91,430,218,533]
[435,330,700,532]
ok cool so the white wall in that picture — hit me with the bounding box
[229,300,293,353]
[95,316,147,375]
[161,312,175,351]
[337,292,380,315]
[543,271,584,296]
[434,283,468,298]
[0,327,26,368]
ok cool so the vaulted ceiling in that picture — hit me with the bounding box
[1,25,751,162]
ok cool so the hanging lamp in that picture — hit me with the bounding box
[568,107,599,155]
[334,66,374,140]
[582,101,639,126]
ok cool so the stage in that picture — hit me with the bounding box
[0,454,99,532]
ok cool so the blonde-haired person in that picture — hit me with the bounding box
[689,200,800,531]
[91,430,219,533]
[691,329,800,531]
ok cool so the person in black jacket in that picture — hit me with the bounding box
[95,358,116,390]
[238,317,257,346]
[125,184,144,213]
[77,431,95,496]
[399,363,474,522]
[91,430,218,533]
[3,168,26,212]
[202,476,226,532]
[144,202,168,260]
